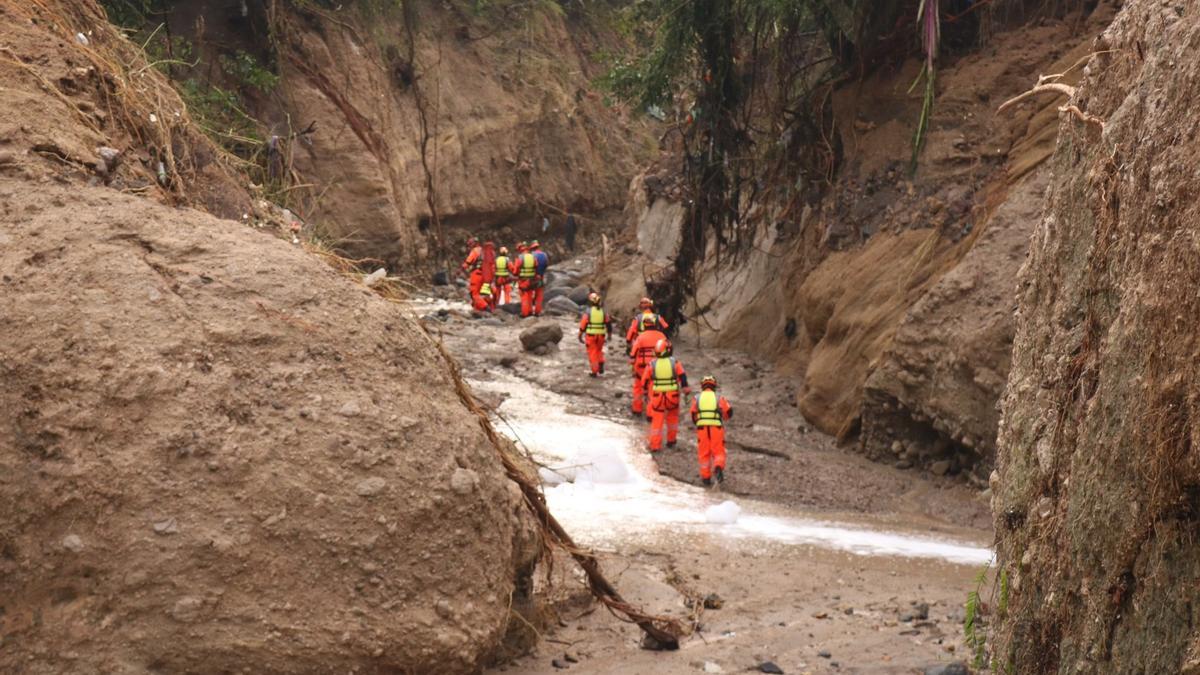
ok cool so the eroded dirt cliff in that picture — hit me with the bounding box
[993,1,1200,671]
[604,5,1115,478]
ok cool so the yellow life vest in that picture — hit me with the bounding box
[696,390,722,426]
[637,312,660,333]
[495,255,509,279]
[651,357,678,392]
[586,307,607,335]
[519,253,538,278]
[480,281,493,297]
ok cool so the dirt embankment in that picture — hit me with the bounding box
[993,1,1200,671]
[603,4,1116,479]
[157,1,658,263]
[0,3,539,671]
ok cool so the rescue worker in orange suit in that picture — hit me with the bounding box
[639,338,690,452]
[471,240,497,312]
[461,236,484,308]
[516,242,540,318]
[493,246,513,307]
[624,297,670,352]
[689,376,733,486]
[530,240,549,316]
[577,292,613,377]
[628,314,667,417]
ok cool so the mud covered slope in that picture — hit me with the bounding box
[993,1,1200,671]
[0,3,537,671]
[0,180,538,673]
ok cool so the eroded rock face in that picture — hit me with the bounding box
[0,182,538,673]
[269,3,654,261]
[859,170,1050,477]
[994,2,1200,671]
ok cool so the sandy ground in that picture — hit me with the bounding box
[416,257,993,674]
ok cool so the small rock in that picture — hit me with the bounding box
[551,658,568,669]
[914,602,930,620]
[702,593,724,609]
[702,661,723,673]
[843,607,854,615]
[450,468,479,495]
[923,664,969,675]
[567,285,591,305]
[563,651,579,663]
[170,596,203,622]
[61,534,84,553]
[818,650,832,659]
[900,612,915,622]
[0,150,16,166]
[931,460,952,476]
[338,400,362,417]
[498,302,522,315]
[519,321,564,352]
[895,459,912,470]
[758,661,785,674]
[498,355,518,368]
[811,611,828,619]
[355,477,387,497]
[434,599,453,619]
[153,518,179,535]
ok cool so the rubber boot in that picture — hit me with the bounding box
[715,467,724,484]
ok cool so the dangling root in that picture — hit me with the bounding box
[997,75,1105,130]
[428,335,684,650]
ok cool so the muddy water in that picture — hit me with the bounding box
[471,372,992,566]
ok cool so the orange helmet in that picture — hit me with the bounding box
[701,376,717,390]
[641,313,658,329]
[587,292,601,305]
[654,338,672,357]
[639,297,653,310]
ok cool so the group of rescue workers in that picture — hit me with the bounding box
[459,237,549,317]
[459,237,733,487]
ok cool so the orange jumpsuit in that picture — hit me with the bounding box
[628,329,666,415]
[577,306,612,375]
[639,356,688,451]
[461,245,483,305]
[689,390,733,480]
[624,312,670,348]
[469,269,491,311]
[516,252,540,318]
[494,255,513,306]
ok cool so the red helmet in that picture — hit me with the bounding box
[639,297,653,310]
[516,242,528,252]
[466,236,477,247]
[587,292,601,305]
[654,338,672,357]
[701,376,717,390]
[530,240,541,250]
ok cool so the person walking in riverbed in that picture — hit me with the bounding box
[640,338,690,452]
[577,292,613,377]
[530,240,549,316]
[493,246,513,307]
[516,242,538,318]
[690,375,732,486]
[628,313,667,417]
[625,297,670,352]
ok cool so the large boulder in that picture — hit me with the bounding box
[545,296,582,317]
[519,321,564,352]
[0,181,538,673]
[567,285,592,306]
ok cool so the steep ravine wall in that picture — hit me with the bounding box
[993,1,1200,671]
[608,6,1115,477]
[249,1,655,262]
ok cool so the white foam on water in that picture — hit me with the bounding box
[471,372,993,566]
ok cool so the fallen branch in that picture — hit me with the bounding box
[428,335,683,650]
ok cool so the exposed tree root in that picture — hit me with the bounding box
[428,336,684,650]
[998,73,1105,129]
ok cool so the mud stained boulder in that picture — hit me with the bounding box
[0,181,538,674]
[545,296,582,317]
[519,321,564,351]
